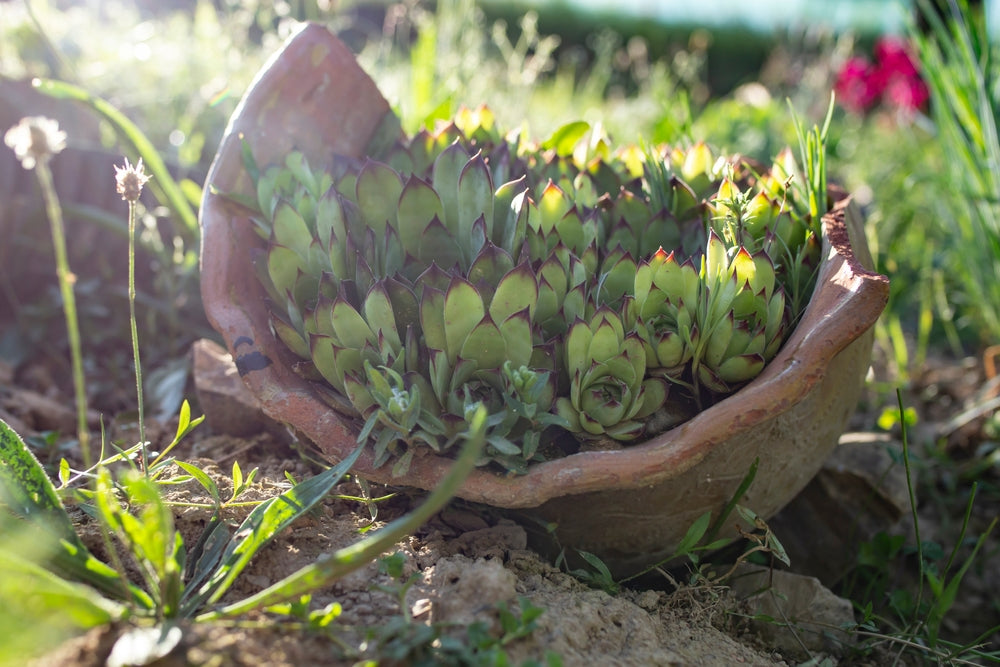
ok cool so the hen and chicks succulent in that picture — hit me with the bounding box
[229,106,823,474]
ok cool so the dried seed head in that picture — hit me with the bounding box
[115,157,151,202]
[4,116,67,169]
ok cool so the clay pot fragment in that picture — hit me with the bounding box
[200,23,889,576]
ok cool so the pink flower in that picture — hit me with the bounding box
[874,36,920,79]
[835,57,880,113]
[872,37,928,112]
[834,36,929,116]
[882,73,930,112]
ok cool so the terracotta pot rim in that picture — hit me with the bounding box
[199,22,889,509]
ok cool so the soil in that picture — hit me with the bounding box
[3,344,999,667]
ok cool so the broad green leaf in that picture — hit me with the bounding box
[272,202,314,259]
[537,182,571,235]
[459,318,505,370]
[443,278,486,365]
[266,245,303,305]
[0,419,79,544]
[458,152,495,241]
[564,320,592,377]
[498,310,534,369]
[489,262,538,323]
[431,142,469,234]
[397,175,443,253]
[285,152,318,198]
[363,283,401,351]
[418,217,464,271]
[331,298,375,349]
[542,120,590,157]
[355,160,402,236]
[0,547,126,630]
[309,334,345,392]
[271,311,310,360]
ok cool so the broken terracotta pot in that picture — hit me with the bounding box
[199,23,889,576]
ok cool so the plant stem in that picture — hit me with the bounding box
[127,198,148,471]
[35,160,91,468]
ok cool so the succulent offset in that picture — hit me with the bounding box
[227,106,824,473]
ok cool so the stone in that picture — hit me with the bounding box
[766,434,910,586]
[191,338,290,441]
[730,564,855,659]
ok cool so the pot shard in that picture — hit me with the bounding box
[200,23,889,577]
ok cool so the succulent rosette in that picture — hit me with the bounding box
[555,308,668,441]
[227,105,826,473]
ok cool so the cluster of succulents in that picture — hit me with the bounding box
[230,106,823,474]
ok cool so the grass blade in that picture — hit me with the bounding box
[186,442,366,613]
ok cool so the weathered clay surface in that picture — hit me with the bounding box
[199,23,890,577]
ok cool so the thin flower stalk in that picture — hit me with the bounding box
[4,117,91,467]
[115,157,152,471]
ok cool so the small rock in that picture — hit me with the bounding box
[438,506,491,533]
[191,338,290,441]
[729,564,854,659]
[423,555,518,626]
[450,519,529,559]
[0,386,99,434]
[767,436,910,586]
[635,589,662,611]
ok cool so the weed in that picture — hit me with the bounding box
[0,406,486,662]
[833,390,1000,664]
[363,593,554,667]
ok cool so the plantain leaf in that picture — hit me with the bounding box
[0,546,126,631]
[0,418,79,543]
[0,420,152,607]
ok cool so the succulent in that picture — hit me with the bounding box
[227,105,826,473]
[555,307,668,441]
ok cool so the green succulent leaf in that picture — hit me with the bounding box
[443,278,486,365]
[355,160,402,237]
